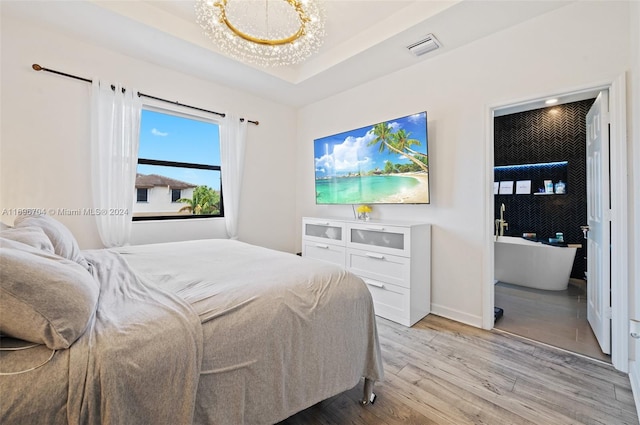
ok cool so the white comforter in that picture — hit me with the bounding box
[116,239,383,425]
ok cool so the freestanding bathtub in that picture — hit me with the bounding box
[494,236,577,291]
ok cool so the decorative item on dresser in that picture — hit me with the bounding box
[302,217,431,326]
[355,204,372,221]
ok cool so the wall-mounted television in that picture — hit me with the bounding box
[314,111,429,204]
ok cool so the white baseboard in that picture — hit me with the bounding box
[431,303,483,328]
[629,360,640,417]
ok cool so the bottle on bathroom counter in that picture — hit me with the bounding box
[544,180,554,193]
[554,180,566,194]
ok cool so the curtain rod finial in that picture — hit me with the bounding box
[32,64,43,71]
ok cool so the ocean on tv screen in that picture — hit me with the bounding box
[316,174,428,204]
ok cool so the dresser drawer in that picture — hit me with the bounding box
[347,223,411,256]
[361,278,410,325]
[302,217,431,327]
[302,218,345,245]
[302,240,346,267]
[347,249,410,288]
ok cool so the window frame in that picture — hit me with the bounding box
[136,188,149,203]
[171,188,182,203]
[133,105,224,222]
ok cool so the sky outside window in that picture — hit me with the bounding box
[137,109,221,189]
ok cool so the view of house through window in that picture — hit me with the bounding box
[133,108,222,220]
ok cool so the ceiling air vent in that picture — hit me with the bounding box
[407,34,441,57]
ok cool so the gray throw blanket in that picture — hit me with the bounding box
[67,250,203,424]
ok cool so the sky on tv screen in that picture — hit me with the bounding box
[314,112,427,178]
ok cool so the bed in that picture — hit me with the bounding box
[0,215,383,425]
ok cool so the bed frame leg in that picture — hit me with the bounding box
[360,378,376,405]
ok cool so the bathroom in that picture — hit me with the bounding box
[492,97,610,362]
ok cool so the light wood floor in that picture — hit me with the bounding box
[278,314,637,425]
[494,279,610,362]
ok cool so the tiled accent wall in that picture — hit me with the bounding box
[494,99,595,279]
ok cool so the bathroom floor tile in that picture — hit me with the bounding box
[494,279,610,363]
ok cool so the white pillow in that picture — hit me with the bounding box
[0,226,55,253]
[14,215,90,270]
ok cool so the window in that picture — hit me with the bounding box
[133,108,223,220]
[137,188,148,203]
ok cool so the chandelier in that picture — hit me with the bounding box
[195,0,326,67]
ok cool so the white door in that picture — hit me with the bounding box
[586,91,611,355]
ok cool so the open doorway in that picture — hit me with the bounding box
[491,96,608,362]
[483,76,629,373]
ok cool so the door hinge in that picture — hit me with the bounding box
[606,306,613,320]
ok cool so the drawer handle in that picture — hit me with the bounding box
[364,226,385,231]
[365,252,385,260]
[315,244,329,249]
[364,279,385,289]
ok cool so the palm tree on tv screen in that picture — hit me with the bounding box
[369,123,428,173]
[370,122,394,153]
[391,129,428,166]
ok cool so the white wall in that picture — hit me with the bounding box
[296,1,632,326]
[0,11,297,253]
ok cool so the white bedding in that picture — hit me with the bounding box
[1,238,383,425]
[116,239,384,425]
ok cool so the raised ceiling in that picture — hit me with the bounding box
[3,0,572,107]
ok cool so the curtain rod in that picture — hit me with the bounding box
[32,64,259,125]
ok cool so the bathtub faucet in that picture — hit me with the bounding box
[495,203,508,239]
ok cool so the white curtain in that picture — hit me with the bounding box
[90,80,141,247]
[219,114,248,240]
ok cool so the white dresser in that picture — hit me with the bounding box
[302,217,431,326]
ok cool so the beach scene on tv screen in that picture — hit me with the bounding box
[314,112,429,204]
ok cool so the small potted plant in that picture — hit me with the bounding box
[356,204,372,221]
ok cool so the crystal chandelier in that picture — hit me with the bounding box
[195,0,326,67]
